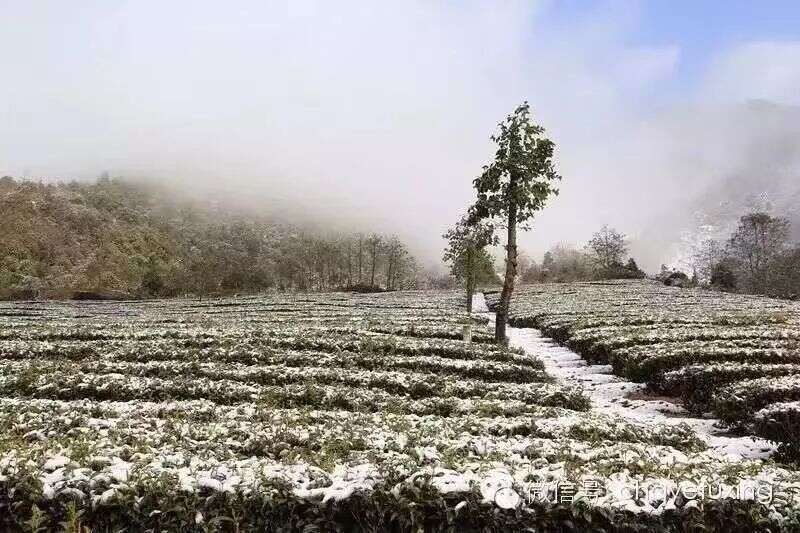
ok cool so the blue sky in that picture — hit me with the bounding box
[632,0,800,49]
[636,1,800,88]
[539,0,800,98]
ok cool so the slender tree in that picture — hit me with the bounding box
[384,236,407,291]
[357,234,364,283]
[443,217,496,312]
[367,234,382,287]
[470,102,561,342]
[346,238,353,286]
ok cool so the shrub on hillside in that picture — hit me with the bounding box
[710,260,738,291]
[663,271,690,287]
[341,283,386,293]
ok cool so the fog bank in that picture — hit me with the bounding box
[2,2,799,271]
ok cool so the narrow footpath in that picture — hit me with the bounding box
[474,293,776,460]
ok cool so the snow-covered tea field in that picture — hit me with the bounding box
[1,288,800,530]
[489,281,800,459]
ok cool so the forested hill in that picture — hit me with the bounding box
[0,177,418,300]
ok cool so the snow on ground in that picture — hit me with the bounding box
[476,293,777,460]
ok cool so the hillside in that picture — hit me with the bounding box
[0,177,417,300]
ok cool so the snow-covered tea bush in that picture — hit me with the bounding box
[488,280,800,464]
[1,289,800,530]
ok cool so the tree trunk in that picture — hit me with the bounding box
[385,252,394,290]
[496,197,518,343]
[465,248,474,313]
[370,244,378,286]
[347,242,353,286]
[358,236,363,283]
[466,277,474,313]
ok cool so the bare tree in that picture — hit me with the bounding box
[533,243,594,282]
[345,237,353,286]
[357,234,364,283]
[728,212,790,282]
[692,238,725,284]
[764,247,800,299]
[383,236,407,290]
[586,225,628,273]
[366,234,382,287]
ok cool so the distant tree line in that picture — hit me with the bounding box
[0,176,418,299]
[693,212,800,300]
[519,225,645,283]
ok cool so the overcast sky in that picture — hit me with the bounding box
[2,1,800,270]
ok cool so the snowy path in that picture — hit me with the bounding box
[474,293,776,460]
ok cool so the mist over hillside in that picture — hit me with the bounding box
[1,3,799,273]
[0,177,420,299]
[626,101,800,271]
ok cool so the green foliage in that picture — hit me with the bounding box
[467,102,561,340]
[711,260,738,290]
[442,217,496,283]
[442,216,498,310]
[469,102,561,226]
[0,484,793,532]
[622,258,646,279]
[0,177,418,299]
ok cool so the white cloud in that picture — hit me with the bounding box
[701,41,800,105]
[0,1,797,271]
